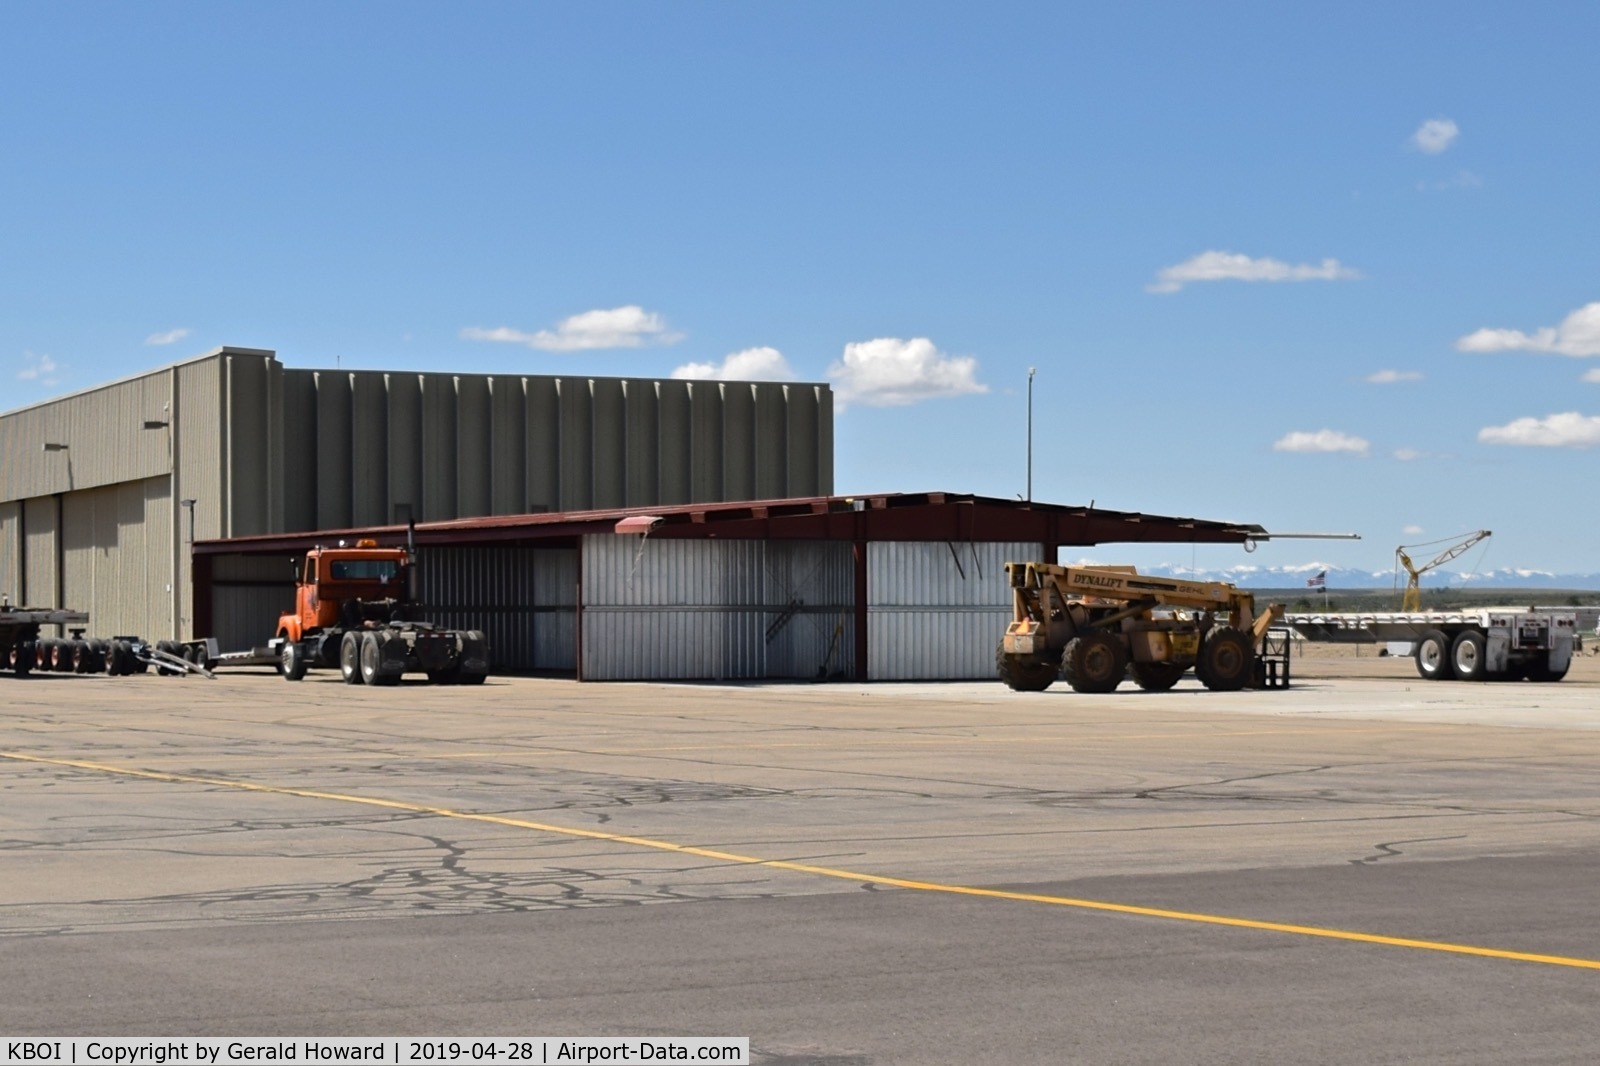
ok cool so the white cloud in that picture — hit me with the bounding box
[1411,118,1460,154]
[825,337,987,408]
[16,352,60,385]
[1583,368,1600,383]
[1147,251,1362,294]
[461,305,683,351]
[671,346,797,382]
[1365,369,1422,384]
[1272,429,1371,456]
[145,327,190,346]
[1455,301,1600,357]
[1477,412,1600,449]
[1391,447,1451,461]
[1402,525,1425,536]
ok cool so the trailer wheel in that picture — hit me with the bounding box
[1063,632,1127,694]
[1414,629,1454,681]
[12,641,36,677]
[1131,662,1186,692]
[1450,630,1487,681]
[107,640,132,676]
[281,639,308,681]
[340,631,364,684]
[1198,627,1252,692]
[994,641,1057,692]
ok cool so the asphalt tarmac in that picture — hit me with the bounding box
[3,653,1598,1064]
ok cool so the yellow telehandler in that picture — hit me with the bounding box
[998,563,1283,693]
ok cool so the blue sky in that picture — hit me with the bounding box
[5,2,1598,577]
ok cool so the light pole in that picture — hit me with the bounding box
[1026,367,1036,502]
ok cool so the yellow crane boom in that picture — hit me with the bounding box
[1396,530,1491,611]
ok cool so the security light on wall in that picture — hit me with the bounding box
[42,442,68,452]
[142,420,170,430]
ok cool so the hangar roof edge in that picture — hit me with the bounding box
[194,491,1269,555]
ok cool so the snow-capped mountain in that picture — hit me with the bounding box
[1070,562,1600,590]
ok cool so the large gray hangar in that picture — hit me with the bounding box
[3,345,1267,681]
[1,346,832,644]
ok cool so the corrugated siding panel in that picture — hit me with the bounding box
[176,357,223,541]
[50,477,174,640]
[532,549,577,670]
[419,545,579,672]
[763,540,854,680]
[868,541,1035,680]
[0,501,19,605]
[581,535,766,680]
[579,537,853,681]
[224,353,273,537]
[23,496,59,610]
[0,372,171,502]
[208,552,297,652]
[212,586,291,653]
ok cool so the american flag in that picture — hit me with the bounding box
[1306,570,1327,589]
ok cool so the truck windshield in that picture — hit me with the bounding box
[329,560,398,581]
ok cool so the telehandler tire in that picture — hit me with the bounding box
[995,641,1057,692]
[1198,627,1252,691]
[1062,632,1127,694]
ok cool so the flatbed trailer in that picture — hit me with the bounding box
[1282,608,1577,682]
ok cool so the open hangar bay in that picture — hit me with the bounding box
[4,657,1600,1064]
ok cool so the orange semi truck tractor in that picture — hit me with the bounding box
[275,538,488,685]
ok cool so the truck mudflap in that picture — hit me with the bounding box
[411,629,456,672]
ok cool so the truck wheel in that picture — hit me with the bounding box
[340,632,364,684]
[1131,662,1185,692]
[995,641,1057,692]
[456,630,488,684]
[1450,630,1487,681]
[281,640,308,681]
[1062,632,1127,694]
[1198,627,1253,692]
[1414,629,1454,681]
[13,641,36,677]
[360,632,400,686]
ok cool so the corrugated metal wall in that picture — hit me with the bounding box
[22,496,60,611]
[422,546,577,671]
[53,477,175,639]
[0,501,20,606]
[580,536,853,681]
[275,371,835,533]
[867,541,1041,680]
[209,553,294,653]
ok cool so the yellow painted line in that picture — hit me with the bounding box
[5,749,1599,972]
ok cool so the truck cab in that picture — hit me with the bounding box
[277,541,411,643]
